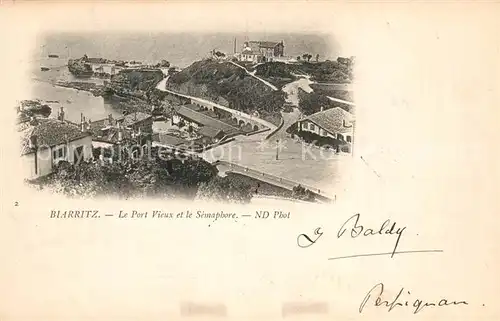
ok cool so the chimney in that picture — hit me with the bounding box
[87,119,91,130]
[108,114,113,126]
[134,112,137,121]
[234,37,237,54]
[320,106,324,112]
[118,123,123,142]
[80,113,83,124]
[59,107,65,121]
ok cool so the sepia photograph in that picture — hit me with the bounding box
[19,31,355,203]
[2,2,500,321]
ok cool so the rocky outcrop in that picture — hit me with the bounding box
[67,56,93,77]
[55,81,105,96]
[18,100,52,118]
[103,68,165,101]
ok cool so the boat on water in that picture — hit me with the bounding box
[48,54,59,58]
[41,67,50,71]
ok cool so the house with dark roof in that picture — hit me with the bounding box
[20,118,93,179]
[121,112,153,133]
[296,107,355,151]
[198,126,225,141]
[85,113,152,160]
[172,105,241,136]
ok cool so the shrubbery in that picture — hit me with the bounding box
[297,89,336,115]
[196,175,253,204]
[38,147,218,199]
[292,185,316,202]
[167,59,285,126]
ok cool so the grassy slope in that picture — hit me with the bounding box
[167,59,286,126]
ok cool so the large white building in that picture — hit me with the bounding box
[237,40,285,63]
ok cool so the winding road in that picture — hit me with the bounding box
[228,60,278,91]
[153,68,349,201]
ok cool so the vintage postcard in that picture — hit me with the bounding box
[1,1,499,320]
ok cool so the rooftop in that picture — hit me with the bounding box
[198,126,224,138]
[183,103,202,112]
[241,48,261,56]
[153,133,189,147]
[249,41,282,48]
[93,127,133,144]
[174,106,241,135]
[20,118,91,155]
[122,112,152,127]
[303,107,355,135]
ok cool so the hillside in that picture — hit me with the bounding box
[254,57,355,84]
[103,69,164,100]
[166,59,286,126]
[98,68,165,114]
[297,88,353,115]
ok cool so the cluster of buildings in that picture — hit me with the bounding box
[18,97,259,179]
[210,39,286,63]
[154,102,259,152]
[19,107,154,180]
[236,40,285,63]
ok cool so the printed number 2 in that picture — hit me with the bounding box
[14,201,19,206]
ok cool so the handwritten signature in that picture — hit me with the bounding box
[337,213,406,257]
[297,213,406,256]
[359,283,468,314]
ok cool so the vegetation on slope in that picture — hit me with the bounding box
[167,59,286,126]
[103,69,165,100]
[254,57,355,84]
[254,62,297,89]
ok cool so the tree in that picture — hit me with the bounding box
[302,53,308,61]
[167,67,177,76]
[169,158,218,188]
[159,59,170,67]
[48,161,106,198]
[196,176,252,203]
[292,185,315,202]
[316,54,319,62]
[307,54,313,62]
[298,90,335,115]
[297,56,301,61]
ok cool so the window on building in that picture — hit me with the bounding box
[309,123,315,131]
[346,135,352,143]
[52,146,67,159]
